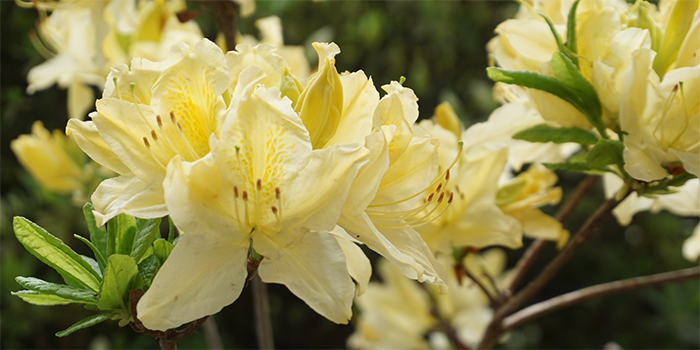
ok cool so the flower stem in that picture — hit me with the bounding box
[252,275,275,350]
[477,186,631,349]
[502,266,700,332]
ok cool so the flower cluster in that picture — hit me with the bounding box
[487,0,699,261]
[65,38,455,330]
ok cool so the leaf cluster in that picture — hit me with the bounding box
[11,203,174,337]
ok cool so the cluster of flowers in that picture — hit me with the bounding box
[488,0,699,260]
[9,0,698,347]
[348,0,699,347]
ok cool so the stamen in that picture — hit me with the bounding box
[242,191,251,228]
[113,77,123,100]
[143,137,150,148]
[233,186,247,233]
[151,130,158,140]
[257,179,262,190]
[157,115,163,127]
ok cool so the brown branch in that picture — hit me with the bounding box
[203,0,238,51]
[464,265,501,308]
[252,275,275,350]
[502,266,700,332]
[477,187,631,349]
[507,175,599,294]
[422,283,470,350]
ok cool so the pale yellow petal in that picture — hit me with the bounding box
[67,117,131,175]
[67,82,94,120]
[91,175,167,227]
[682,223,700,261]
[136,232,249,331]
[255,231,355,324]
[330,226,372,296]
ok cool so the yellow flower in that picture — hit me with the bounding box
[348,250,509,349]
[620,49,700,181]
[66,39,229,226]
[496,164,569,248]
[11,121,85,194]
[136,66,369,330]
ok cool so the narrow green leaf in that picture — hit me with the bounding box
[74,234,107,274]
[540,14,569,59]
[550,52,599,109]
[13,217,101,292]
[586,139,625,170]
[153,239,174,263]
[82,203,108,259]
[56,312,117,337]
[12,290,77,306]
[81,255,102,278]
[138,255,161,291]
[98,254,141,311]
[487,67,586,111]
[566,0,581,59]
[167,216,175,243]
[512,124,598,145]
[15,276,98,304]
[543,162,609,174]
[108,214,136,256]
[131,218,162,263]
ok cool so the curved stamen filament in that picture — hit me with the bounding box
[368,141,463,208]
[374,192,454,229]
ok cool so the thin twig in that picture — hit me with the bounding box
[464,265,501,307]
[421,283,470,350]
[252,275,275,350]
[507,175,599,294]
[203,317,224,350]
[477,187,631,349]
[502,266,700,332]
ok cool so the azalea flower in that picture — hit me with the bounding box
[348,250,509,349]
[620,49,699,181]
[11,121,86,195]
[66,39,229,226]
[136,65,370,330]
[21,0,205,119]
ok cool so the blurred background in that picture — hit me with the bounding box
[1,0,697,348]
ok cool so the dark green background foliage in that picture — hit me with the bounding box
[1,1,697,349]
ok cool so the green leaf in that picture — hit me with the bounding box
[131,218,162,263]
[586,139,625,170]
[12,290,78,306]
[83,203,108,259]
[108,214,136,256]
[512,124,598,145]
[56,312,117,337]
[138,255,161,291]
[495,176,527,206]
[15,276,98,304]
[550,52,605,134]
[13,217,101,292]
[97,255,142,311]
[167,216,175,243]
[566,0,581,59]
[487,67,588,117]
[540,14,570,60]
[543,162,609,174]
[153,239,174,263]
[74,234,107,274]
[81,255,102,278]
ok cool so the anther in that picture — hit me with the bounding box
[436,183,443,192]
[445,169,450,180]
[234,186,239,198]
[271,206,278,214]
[256,179,262,190]
[170,111,176,123]
[437,192,445,203]
[427,193,435,202]
[143,137,150,148]
[177,122,183,131]
[447,192,454,204]
[151,130,158,140]
[275,187,280,199]
[673,83,679,92]
[156,115,163,127]
[242,191,249,201]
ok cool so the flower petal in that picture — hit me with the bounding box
[91,175,167,227]
[136,233,249,331]
[255,230,355,324]
[330,226,372,296]
[66,118,131,175]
